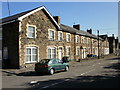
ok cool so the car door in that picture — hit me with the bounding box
[57,59,66,70]
[51,59,60,71]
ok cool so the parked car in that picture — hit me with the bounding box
[35,58,69,75]
[87,54,97,57]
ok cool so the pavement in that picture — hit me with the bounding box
[1,54,120,76]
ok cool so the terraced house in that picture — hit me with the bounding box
[2,6,109,69]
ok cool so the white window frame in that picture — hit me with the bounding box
[27,24,37,38]
[88,47,91,54]
[48,47,56,59]
[88,38,90,46]
[58,31,63,41]
[84,37,87,43]
[66,33,71,42]
[81,36,84,43]
[76,46,80,56]
[66,46,70,56]
[75,35,79,43]
[26,46,38,63]
[48,29,55,41]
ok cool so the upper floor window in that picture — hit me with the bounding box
[58,31,63,41]
[27,25,36,38]
[88,39,90,46]
[49,29,55,41]
[66,33,71,42]
[81,36,84,43]
[84,38,87,43]
[75,35,79,43]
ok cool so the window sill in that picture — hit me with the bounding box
[25,61,37,64]
[58,40,63,42]
[27,37,36,39]
[49,40,55,41]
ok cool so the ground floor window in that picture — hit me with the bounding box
[88,47,91,54]
[66,46,70,56]
[26,47,38,63]
[48,47,56,59]
[76,47,80,56]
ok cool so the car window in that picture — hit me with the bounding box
[39,59,50,63]
[52,60,58,64]
[58,60,63,63]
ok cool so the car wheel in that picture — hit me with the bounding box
[49,69,54,75]
[65,66,69,71]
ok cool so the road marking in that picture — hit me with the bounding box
[41,69,96,89]
[80,69,96,76]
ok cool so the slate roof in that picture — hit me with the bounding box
[60,24,79,34]
[99,34,108,40]
[60,24,102,40]
[1,7,37,23]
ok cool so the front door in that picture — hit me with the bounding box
[58,47,63,60]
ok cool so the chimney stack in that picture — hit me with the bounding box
[112,34,114,37]
[53,16,60,24]
[87,28,92,34]
[73,24,80,30]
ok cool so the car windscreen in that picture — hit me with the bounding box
[39,59,50,64]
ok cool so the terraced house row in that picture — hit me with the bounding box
[1,6,118,69]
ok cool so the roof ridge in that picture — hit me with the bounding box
[1,6,44,23]
[2,6,42,19]
[61,24,97,37]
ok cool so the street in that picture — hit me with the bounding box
[2,56,120,89]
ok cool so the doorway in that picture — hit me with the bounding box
[58,47,63,60]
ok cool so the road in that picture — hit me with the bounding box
[2,56,120,89]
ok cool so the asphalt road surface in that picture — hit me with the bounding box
[2,56,120,89]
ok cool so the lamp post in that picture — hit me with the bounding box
[97,30,100,59]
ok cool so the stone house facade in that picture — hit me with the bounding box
[1,6,109,69]
[107,35,116,54]
[99,35,109,55]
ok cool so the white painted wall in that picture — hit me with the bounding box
[104,48,109,55]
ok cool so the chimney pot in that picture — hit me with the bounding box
[112,34,114,37]
[73,24,80,30]
[87,29,92,34]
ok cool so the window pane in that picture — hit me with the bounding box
[68,47,70,56]
[26,55,31,62]
[29,26,35,32]
[59,32,62,41]
[28,26,35,38]
[49,30,54,41]
[66,47,70,56]
[32,48,37,54]
[28,32,32,38]
[32,55,37,61]
[48,49,51,59]
[26,48,31,54]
